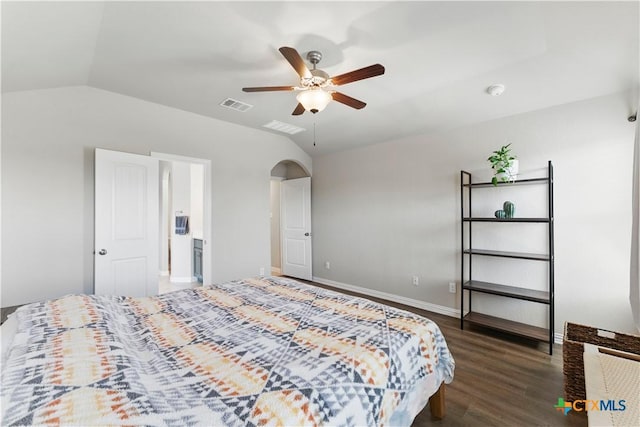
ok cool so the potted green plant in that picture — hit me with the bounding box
[487,143,518,186]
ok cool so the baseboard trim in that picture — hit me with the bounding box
[169,276,193,284]
[554,332,563,345]
[312,276,460,318]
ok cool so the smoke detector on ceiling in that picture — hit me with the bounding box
[486,84,505,96]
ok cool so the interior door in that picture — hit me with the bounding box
[94,148,159,296]
[281,177,312,280]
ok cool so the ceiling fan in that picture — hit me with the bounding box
[242,47,385,115]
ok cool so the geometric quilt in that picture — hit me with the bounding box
[1,276,454,426]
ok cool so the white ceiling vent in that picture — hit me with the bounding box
[263,120,306,135]
[220,98,253,112]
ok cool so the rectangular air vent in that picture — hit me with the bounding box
[263,120,306,135]
[219,98,253,112]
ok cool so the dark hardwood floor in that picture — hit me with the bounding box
[307,280,587,427]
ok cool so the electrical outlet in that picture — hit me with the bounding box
[259,267,265,276]
[412,276,419,286]
[449,282,456,293]
[325,261,331,269]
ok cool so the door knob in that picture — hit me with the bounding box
[98,249,107,255]
[304,232,311,237]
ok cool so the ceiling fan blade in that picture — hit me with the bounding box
[330,64,385,86]
[242,86,295,92]
[292,103,305,115]
[331,92,367,109]
[279,47,312,79]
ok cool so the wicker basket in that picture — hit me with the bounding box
[563,322,640,402]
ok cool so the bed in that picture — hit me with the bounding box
[1,276,454,426]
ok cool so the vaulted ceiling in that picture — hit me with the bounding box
[2,1,638,156]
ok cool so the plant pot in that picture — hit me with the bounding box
[496,159,519,183]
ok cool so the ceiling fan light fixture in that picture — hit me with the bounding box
[296,88,332,114]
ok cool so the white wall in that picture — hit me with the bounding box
[270,179,282,270]
[170,161,192,282]
[312,91,637,335]
[190,163,204,239]
[1,86,311,307]
[159,161,171,276]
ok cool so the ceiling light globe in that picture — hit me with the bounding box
[297,89,332,114]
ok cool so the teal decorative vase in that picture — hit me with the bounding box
[503,201,515,218]
[494,209,506,219]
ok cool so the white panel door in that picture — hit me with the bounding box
[95,149,159,296]
[281,177,312,280]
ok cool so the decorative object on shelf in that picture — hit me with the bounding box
[494,209,507,219]
[487,143,518,186]
[503,201,515,218]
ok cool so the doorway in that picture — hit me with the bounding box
[152,152,211,293]
[94,149,211,296]
[270,160,312,281]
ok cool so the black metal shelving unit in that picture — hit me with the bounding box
[460,161,554,354]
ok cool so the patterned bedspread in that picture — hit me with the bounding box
[1,276,454,426]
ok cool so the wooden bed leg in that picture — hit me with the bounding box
[429,382,446,419]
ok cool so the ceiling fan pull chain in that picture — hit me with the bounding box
[313,122,316,147]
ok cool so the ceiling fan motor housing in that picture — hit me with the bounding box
[302,51,329,88]
[304,69,330,87]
